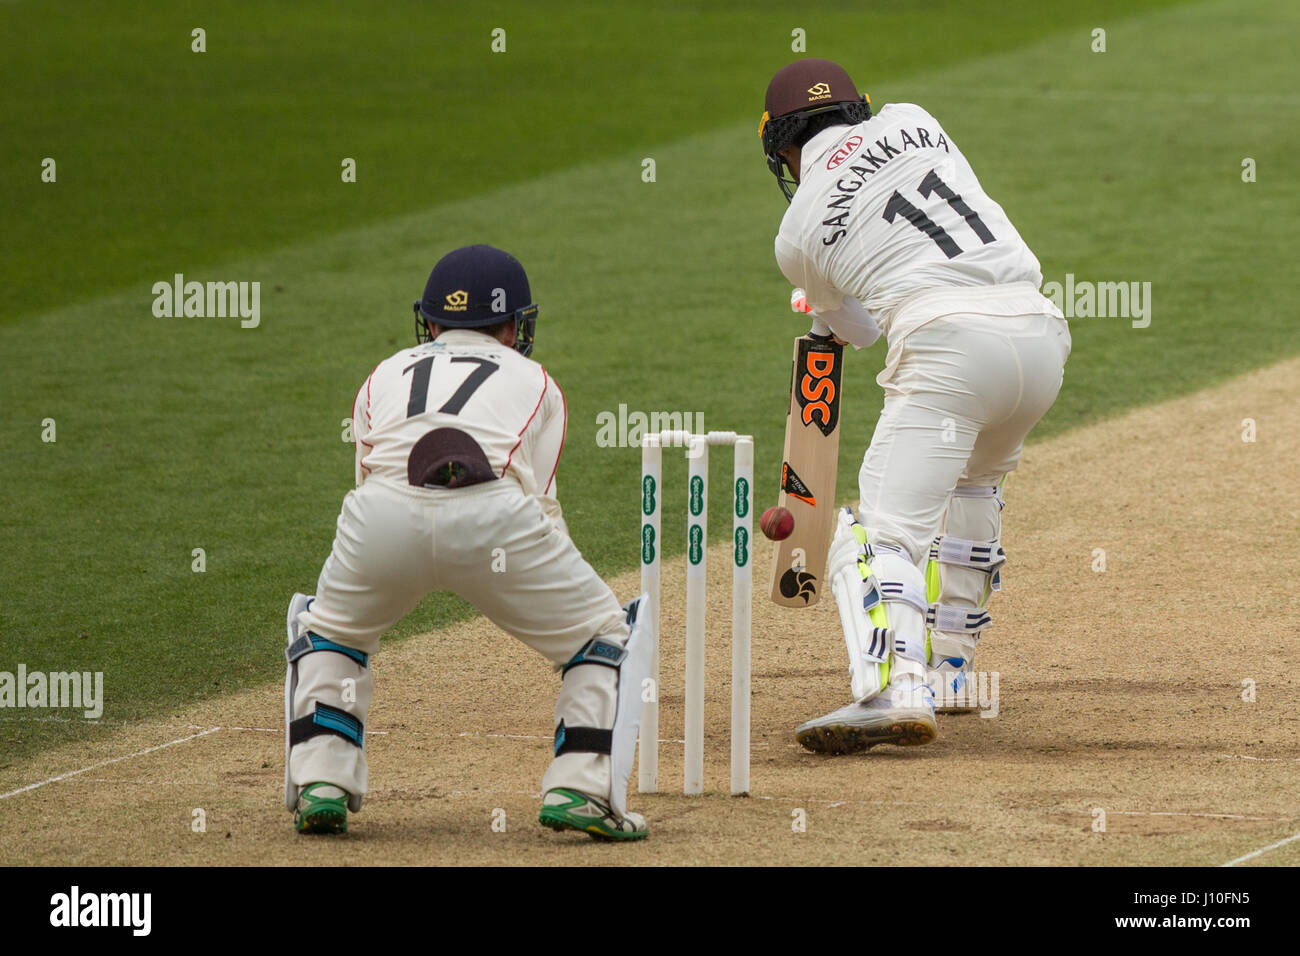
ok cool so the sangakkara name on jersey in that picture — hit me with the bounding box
[820,126,950,246]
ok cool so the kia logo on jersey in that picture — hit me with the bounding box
[826,135,863,170]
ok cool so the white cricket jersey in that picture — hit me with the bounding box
[351,329,567,520]
[776,103,1061,348]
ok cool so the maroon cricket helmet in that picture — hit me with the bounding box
[759,58,872,201]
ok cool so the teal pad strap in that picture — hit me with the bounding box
[286,633,369,667]
[561,637,628,677]
[289,703,364,748]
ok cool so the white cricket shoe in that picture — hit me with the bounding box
[796,671,937,754]
[538,788,648,841]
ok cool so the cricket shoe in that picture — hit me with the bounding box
[538,788,648,842]
[928,656,977,714]
[796,672,936,754]
[294,783,349,834]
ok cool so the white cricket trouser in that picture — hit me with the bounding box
[859,309,1071,566]
[291,476,629,807]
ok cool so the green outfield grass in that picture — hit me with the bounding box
[2,0,1296,761]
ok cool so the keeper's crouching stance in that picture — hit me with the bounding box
[284,245,651,841]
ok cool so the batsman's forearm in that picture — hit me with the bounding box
[814,296,881,349]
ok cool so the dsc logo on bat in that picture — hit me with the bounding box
[795,341,842,437]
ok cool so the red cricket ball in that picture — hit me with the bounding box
[760,506,795,541]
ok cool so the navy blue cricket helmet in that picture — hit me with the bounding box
[413,244,539,356]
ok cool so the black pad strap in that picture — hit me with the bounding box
[561,637,628,677]
[553,720,612,757]
[289,703,364,749]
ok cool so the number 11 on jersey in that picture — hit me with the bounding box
[882,168,996,259]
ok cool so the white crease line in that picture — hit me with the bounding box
[0,715,122,724]
[370,786,542,798]
[1108,810,1279,821]
[0,727,220,801]
[74,724,689,744]
[10,725,1276,826]
[1222,831,1300,867]
[751,794,1007,811]
[213,725,690,743]
[211,726,541,740]
[750,793,1019,812]
[222,725,388,736]
[456,731,689,744]
[347,789,1290,826]
[14,758,1281,833]
[1217,753,1300,763]
[748,794,1285,821]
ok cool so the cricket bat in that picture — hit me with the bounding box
[769,331,844,607]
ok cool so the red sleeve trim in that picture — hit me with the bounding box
[364,362,379,430]
[545,377,566,494]
[500,366,549,478]
[354,362,380,476]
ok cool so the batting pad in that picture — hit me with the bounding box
[927,482,1005,666]
[828,509,886,701]
[283,593,372,813]
[541,629,625,808]
[284,593,312,810]
[610,595,652,818]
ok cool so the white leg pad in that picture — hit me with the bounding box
[830,509,931,701]
[609,596,652,818]
[286,642,372,813]
[927,483,1005,666]
[829,509,888,702]
[866,549,930,668]
[540,608,634,810]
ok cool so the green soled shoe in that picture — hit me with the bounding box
[538,787,648,842]
[294,783,349,834]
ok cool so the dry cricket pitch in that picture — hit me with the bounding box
[2,358,1297,866]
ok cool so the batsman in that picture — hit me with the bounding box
[759,59,1071,752]
[282,245,651,840]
